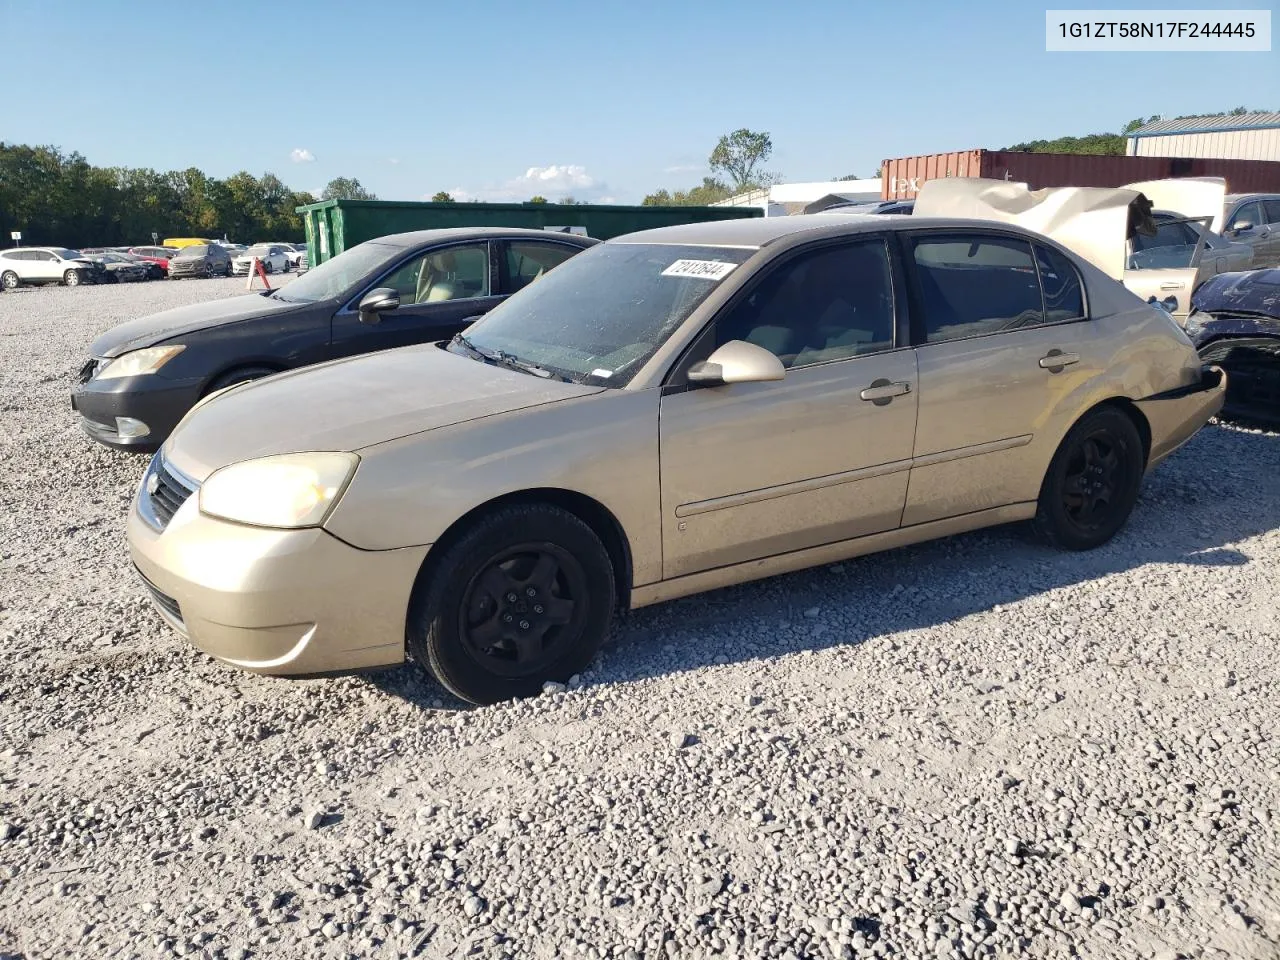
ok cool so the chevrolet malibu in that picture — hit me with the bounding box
[129,216,1226,704]
[73,228,595,450]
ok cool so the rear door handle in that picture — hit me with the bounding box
[1039,351,1080,371]
[860,379,912,404]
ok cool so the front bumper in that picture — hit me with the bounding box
[127,491,428,675]
[1135,365,1228,468]
[71,373,204,452]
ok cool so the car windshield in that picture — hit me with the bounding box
[176,246,209,258]
[270,240,397,303]
[457,243,756,386]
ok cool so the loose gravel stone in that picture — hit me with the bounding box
[1,277,1278,959]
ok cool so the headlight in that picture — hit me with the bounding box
[1182,311,1204,340]
[198,452,358,529]
[96,345,186,379]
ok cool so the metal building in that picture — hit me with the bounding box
[1126,113,1280,161]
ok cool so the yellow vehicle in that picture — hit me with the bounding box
[162,238,215,250]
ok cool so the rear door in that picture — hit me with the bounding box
[328,241,504,357]
[902,231,1104,525]
[1123,216,1208,318]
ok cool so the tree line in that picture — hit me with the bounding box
[1004,106,1274,156]
[0,143,382,248]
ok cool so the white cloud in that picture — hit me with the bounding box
[290,148,316,163]
[389,157,400,165]
[663,163,703,174]
[449,164,610,203]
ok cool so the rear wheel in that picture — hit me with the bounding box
[1033,406,1145,551]
[408,504,615,705]
[1,271,18,290]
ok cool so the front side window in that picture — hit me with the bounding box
[379,243,491,305]
[714,240,895,368]
[1261,198,1280,224]
[505,241,579,293]
[912,235,1045,343]
[1228,201,1262,231]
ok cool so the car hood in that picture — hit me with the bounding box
[1191,268,1280,319]
[89,292,306,358]
[164,343,605,481]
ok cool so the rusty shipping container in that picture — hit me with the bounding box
[881,150,1280,199]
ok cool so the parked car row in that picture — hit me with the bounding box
[1,239,309,289]
[69,210,1229,704]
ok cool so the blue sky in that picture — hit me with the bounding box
[4,0,1277,203]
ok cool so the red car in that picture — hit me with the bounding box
[128,246,179,275]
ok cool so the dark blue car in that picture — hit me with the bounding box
[1187,268,1280,425]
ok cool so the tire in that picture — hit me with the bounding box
[408,504,615,705]
[1033,406,1145,551]
[264,261,274,274]
[64,269,82,286]
[1,271,18,290]
[204,365,279,395]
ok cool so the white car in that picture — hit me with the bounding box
[282,243,308,271]
[231,244,290,276]
[0,247,104,288]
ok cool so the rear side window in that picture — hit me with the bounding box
[1034,245,1084,322]
[911,235,1045,343]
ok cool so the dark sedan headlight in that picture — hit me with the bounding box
[1182,311,1205,343]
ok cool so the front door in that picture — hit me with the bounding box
[902,231,1103,525]
[329,241,505,358]
[659,238,918,579]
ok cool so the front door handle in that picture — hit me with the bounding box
[1039,350,1080,371]
[1159,281,1185,290]
[860,379,912,404]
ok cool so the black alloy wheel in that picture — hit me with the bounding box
[408,504,616,705]
[1034,406,1145,551]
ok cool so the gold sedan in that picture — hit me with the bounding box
[128,216,1226,704]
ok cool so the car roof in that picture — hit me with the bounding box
[1226,193,1279,201]
[372,227,599,248]
[607,213,1048,248]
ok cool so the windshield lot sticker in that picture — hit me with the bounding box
[661,259,738,281]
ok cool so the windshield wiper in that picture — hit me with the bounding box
[451,333,567,381]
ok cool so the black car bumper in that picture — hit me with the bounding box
[71,374,204,453]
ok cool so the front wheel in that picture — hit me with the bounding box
[63,269,82,286]
[1033,406,1145,551]
[408,504,615,705]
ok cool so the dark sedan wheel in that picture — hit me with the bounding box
[409,504,615,705]
[1034,407,1144,551]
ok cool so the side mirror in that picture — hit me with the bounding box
[1229,222,1254,235]
[358,287,400,324]
[687,339,785,386]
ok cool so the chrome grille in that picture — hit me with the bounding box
[138,452,199,532]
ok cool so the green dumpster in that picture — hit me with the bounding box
[295,199,762,266]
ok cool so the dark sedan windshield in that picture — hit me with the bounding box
[272,241,398,303]
[457,243,755,385]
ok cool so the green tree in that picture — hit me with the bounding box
[642,177,733,207]
[709,128,777,192]
[321,177,376,201]
[430,191,454,202]
[528,195,549,204]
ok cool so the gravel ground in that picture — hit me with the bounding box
[1,278,1278,960]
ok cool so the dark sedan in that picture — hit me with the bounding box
[71,228,597,451]
[1186,268,1280,426]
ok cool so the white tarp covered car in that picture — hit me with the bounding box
[914,177,1246,319]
